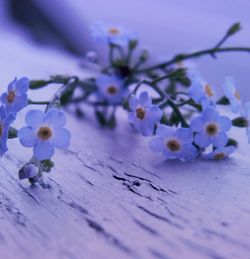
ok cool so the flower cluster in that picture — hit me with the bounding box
[2,21,250,186]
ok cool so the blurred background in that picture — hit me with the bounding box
[0,0,250,98]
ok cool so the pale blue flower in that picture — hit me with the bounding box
[0,106,15,156]
[241,102,250,143]
[96,74,127,104]
[149,124,197,161]
[190,107,231,148]
[18,109,71,161]
[128,91,162,136]
[203,146,236,160]
[188,75,215,109]
[223,76,241,114]
[91,23,136,45]
[1,77,29,114]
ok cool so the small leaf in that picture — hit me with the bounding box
[226,138,238,148]
[227,22,241,36]
[95,110,106,126]
[8,127,18,139]
[232,117,248,127]
[217,96,230,105]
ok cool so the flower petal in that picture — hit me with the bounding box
[203,108,219,122]
[146,106,162,123]
[33,141,55,160]
[18,127,37,147]
[139,91,151,107]
[149,137,165,152]
[194,132,210,148]
[129,95,139,110]
[218,116,232,132]
[45,109,66,128]
[25,110,45,129]
[212,132,228,148]
[50,128,70,149]
[156,124,175,138]
[175,128,193,144]
[15,77,29,93]
[190,116,203,132]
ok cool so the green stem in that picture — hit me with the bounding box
[138,47,250,73]
[28,100,49,105]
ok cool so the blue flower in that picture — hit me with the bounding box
[18,109,71,161]
[91,23,136,45]
[190,107,231,148]
[149,124,197,161]
[241,102,250,143]
[128,91,162,136]
[203,146,236,160]
[188,75,214,109]
[19,164,39,180]
[1,77,29,114]
[223,76,241,114]
[0,106,15,156]
[96,74,127,104]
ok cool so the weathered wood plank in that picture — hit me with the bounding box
[0,32,250,259]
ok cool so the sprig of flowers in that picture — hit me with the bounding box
[2,22,250,186]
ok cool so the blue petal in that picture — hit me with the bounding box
[149,137,165,152]
[139,121,154,136]
[212,132,228,148]
[45,109,66,128]
[175,128,193,144]
[139,91,151,107]
[194,132,210,148]
[146,106,162,123]
[190,116,203,132]
[15,77,29,93]
[218,116,232,132]
[129,95,139,110]
[50,128,70,148]
[18,127,37,147]
[156,124,175,138]
[180,145,198,161]
[25,110,45,129]
[203,108,219,122]
[33,141,55,160]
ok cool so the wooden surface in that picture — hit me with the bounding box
[0,32,250,259]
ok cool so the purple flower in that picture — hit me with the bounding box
[188,75,214,109]
[18,109,71,161]
[128,91,162,136]
[96,74,127,104]
[0,106,15,156]
[1,77,29,114]
[91,23,136,46]
[223,76,241,114]
[203,146,236,160]
[190,107,231,148]
[149,124,197,161]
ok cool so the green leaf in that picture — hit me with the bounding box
[8,127,18,139]
[217,96,230,105]
[226,138,238,148]
[107,115,117,129]
[232,117,248,127]
[60,87,75,105]
[29,80,51,90]
[95,110,106,126]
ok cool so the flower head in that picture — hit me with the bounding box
[149,124,197,161]
[1,77,29,114]
[91,23,136,46]
[190,107,231,148]
[203,146,236,160]
[223,76,241,114]
[96,74,126,104]
[18,109,71,161]
[0,106,15,156]
[188,75,215,109]
[128,91,162,136]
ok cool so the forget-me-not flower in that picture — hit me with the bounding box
[128,91,162,136]
[203,146,236,160]
[0,106,15,156]
[1,77,29,114]
[188,75,215,109]
[223,76,241,114]
[149,124,197,161]
[96,74,127,104]
[190,107,231,148]
[91,23,136,45]
[18,109,71,161]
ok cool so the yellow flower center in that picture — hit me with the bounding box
[166,139,181,152]
[136,107,145,120]
[234,90,241,100]
[204,84,214,97]
[38,126,52,140]
[214,152,225,160]
[206,123,218,136]
[7,90,16,103]
[107,86,118,95]
[108,28,119,35]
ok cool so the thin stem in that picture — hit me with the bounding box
[28,100,49,105]
[138,47,250,73]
